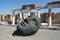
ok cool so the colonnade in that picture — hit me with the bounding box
[11,6,52,27]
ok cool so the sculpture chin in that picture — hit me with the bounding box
[12,15,41,36]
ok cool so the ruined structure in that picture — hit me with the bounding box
[0,1,60,27]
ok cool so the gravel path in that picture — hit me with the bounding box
[0,25,60,40]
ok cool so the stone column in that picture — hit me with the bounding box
[22,13,24,20]
[0,15,1,21]
[48,8,52,27]
[28,10,31,16]
[0,15,1,24]
[2,15,5,21]
[20,10,23,22]
[12,11,15,25]
[26,7,31,16]
[37,9,40,18]
[37,9,41,26]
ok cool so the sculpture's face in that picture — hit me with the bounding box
[13,15,40,36]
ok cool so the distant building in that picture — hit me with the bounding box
[1,12,60,24]
[0,12,40,22]
[56,12,60,20]
[41,12,56,23]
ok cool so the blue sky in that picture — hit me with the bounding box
[0,0,60,14]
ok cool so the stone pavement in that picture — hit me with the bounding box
[0,25,60,40]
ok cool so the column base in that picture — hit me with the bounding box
[48,16,52,27]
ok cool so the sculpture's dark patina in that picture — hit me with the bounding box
[12,14,41,36]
